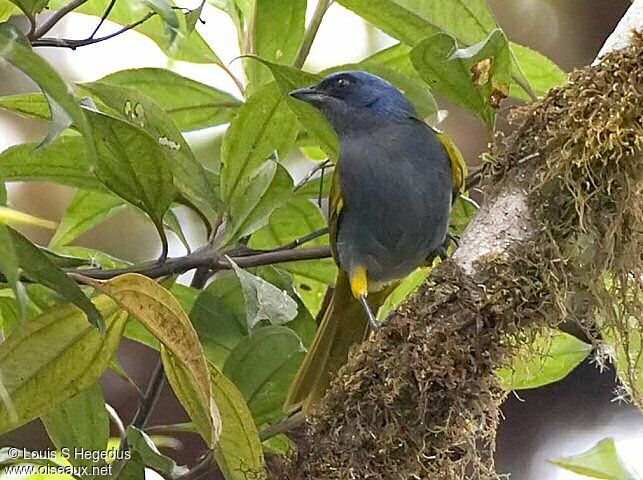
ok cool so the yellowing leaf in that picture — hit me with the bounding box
[161,346,221,448]
[0,297,124,434]
[209,364,267,480]
[87,273,220,446]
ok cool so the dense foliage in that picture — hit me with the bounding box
[0,0,639,478]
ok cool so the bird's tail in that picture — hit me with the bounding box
[284,271,394,413]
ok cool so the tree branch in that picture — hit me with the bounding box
[30,0,90,40]
[31,12,156,49]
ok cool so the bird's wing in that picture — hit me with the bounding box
[435,131,467,198]
[328,165,343,262]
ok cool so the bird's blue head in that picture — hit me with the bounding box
[290,71,416,133]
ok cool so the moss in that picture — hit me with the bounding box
[281,32,643,479]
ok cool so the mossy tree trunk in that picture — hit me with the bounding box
[279,3,643,479]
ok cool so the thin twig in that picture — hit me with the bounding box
[59,241,330,281]
[176,452,215,480]
[130,358,166,432]
[259,411,305,441]
[145,422,195,436]
[294,159,333,191]
[294,0,333,68]
[89,0,117,38]
[218,61,245,96]
[31,0,90,40]
[32,12,156,49]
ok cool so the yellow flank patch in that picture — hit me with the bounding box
[436,132,467,196]
[350,266,368,298]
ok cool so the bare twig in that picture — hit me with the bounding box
[259,411,305,441]
[294,159,333,191]
[89,0,117,38]
[31,0,90,40]
[294,0,333,68]
[176,452,215,480]
[130,358,166,432]
[31,12,155,49]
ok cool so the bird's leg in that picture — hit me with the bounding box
[349,265,380,329]
[358,295,381,329]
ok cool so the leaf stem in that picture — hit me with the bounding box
[511,73,538,101]
[294,0,333,68]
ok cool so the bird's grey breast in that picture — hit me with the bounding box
[335,119,452,283]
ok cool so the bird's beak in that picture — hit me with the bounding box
[289,86,328,105]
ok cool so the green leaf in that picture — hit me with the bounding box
[247,0,306,89]
[56,246,131,270]
[228,259,298,329]
[88,273,220,447]
[222,161,294,245]
[509,42,566,99]
[41,384,109,469]
[361,43,415,76]
[411,29,511,127]
[247,60,338,159]
[94,68,241,131]
[210,364,267,480]
[5,227,104,330]
[164,209,191,253]
[549,438,640,480]
[48,0,219,63]
[0,135,102,190]
[449,194,478,235]
[142,0,180,44]
[256,266,316,348]
[0,93,51,121]
[82,81,219,218]
[0,1,19,21]
[185,1,204,33]
[249,196,336,286]
[6,0,47,17]
[85,108,177,251]
[335,0,496,47]
[190,275,249,369]
[262,434,295,455]
[0,225,22,324]
[0,299,125,435]
[220,83,299,202]
[126,426,188,477]
[0,24,90,146]
[111,452,145,480]
[378,267,430,320]
[223,326,305,426]
[498,329,592,390]
[49,190,126,249]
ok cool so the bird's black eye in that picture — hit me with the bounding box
[335,77,350,89]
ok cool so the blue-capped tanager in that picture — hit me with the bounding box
[284,71,461,412]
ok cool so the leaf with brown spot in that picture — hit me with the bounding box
[86,273,220,446]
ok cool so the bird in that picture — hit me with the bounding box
[284,70,459,412]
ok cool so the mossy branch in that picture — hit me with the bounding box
[278,2,643,478]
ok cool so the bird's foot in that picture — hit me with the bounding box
[358,296,381,329]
